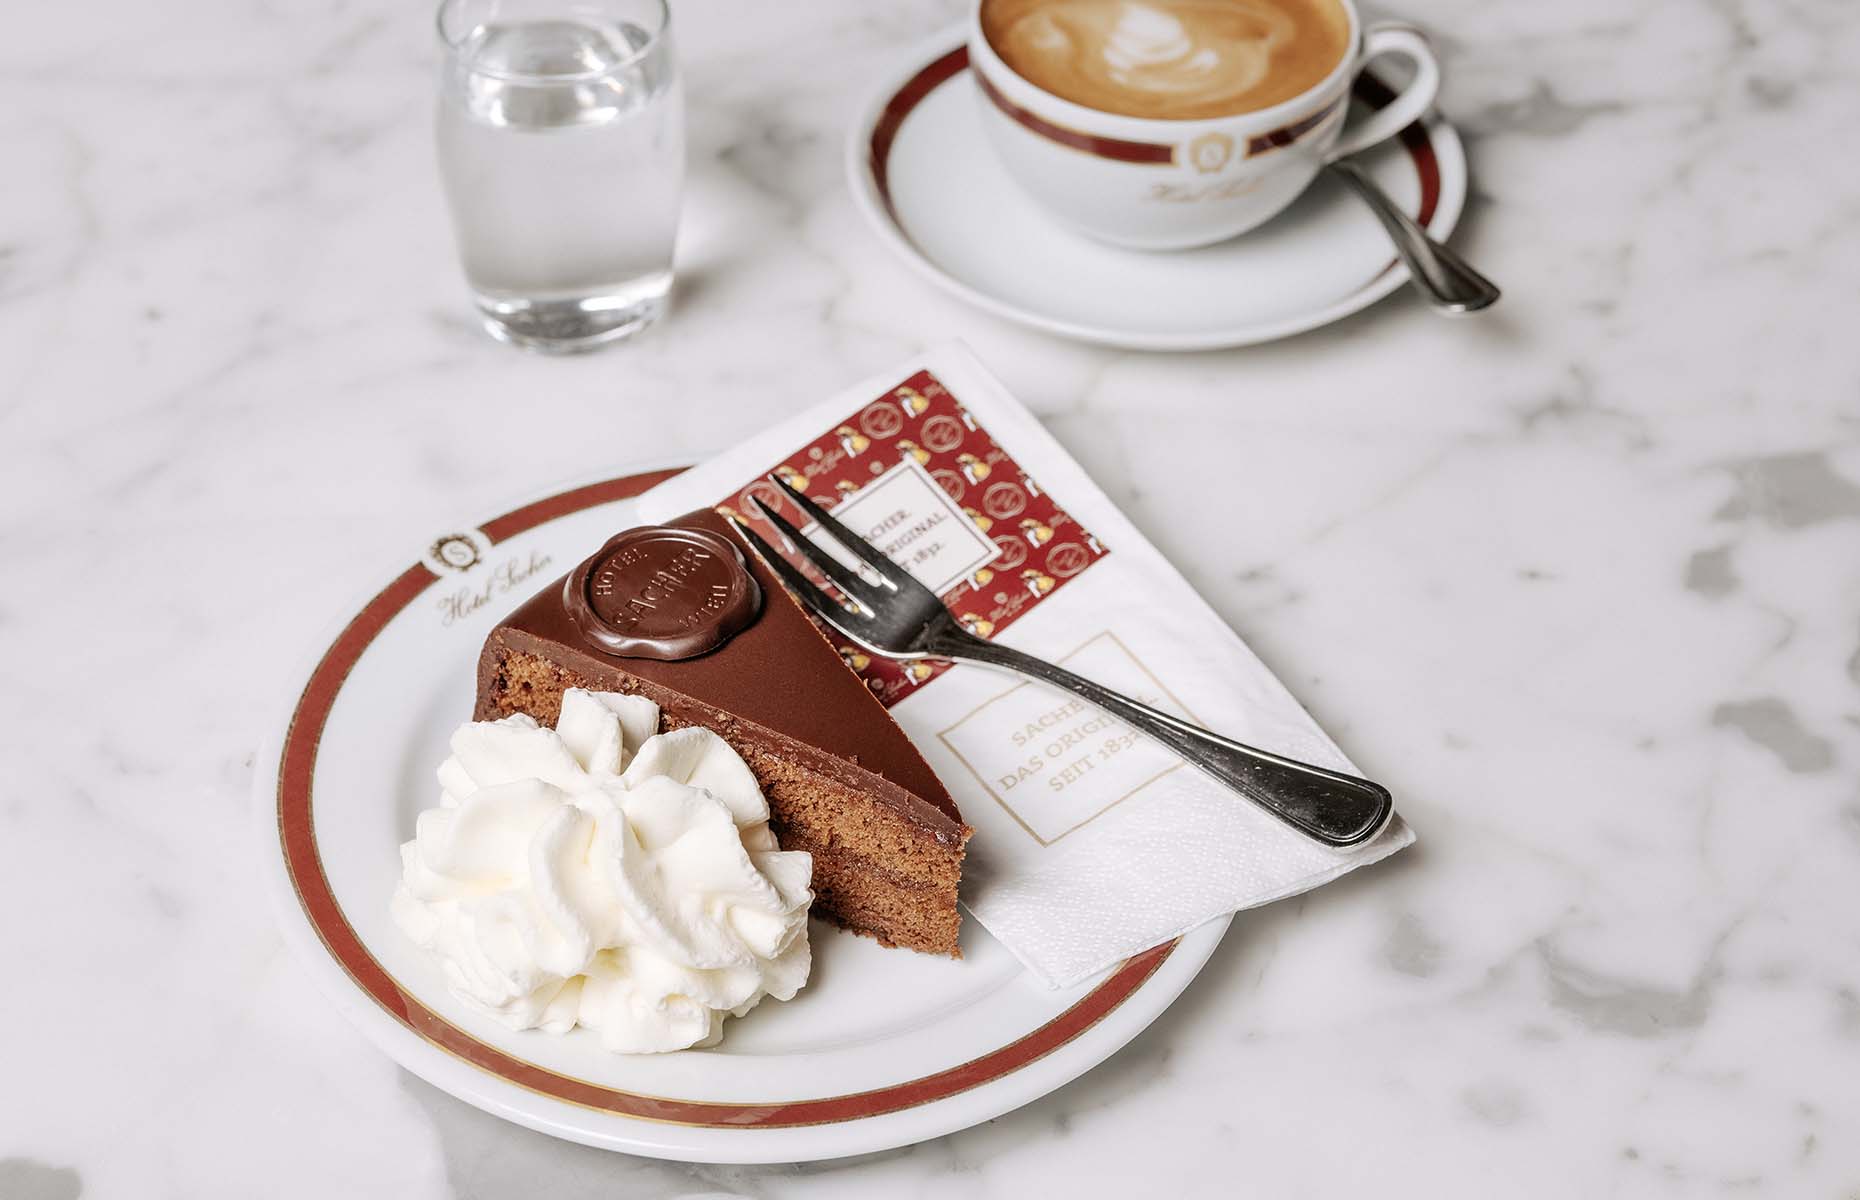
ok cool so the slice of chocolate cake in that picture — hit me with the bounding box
[476,508,970,956]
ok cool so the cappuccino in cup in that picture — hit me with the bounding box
[981,0,1351,121]
[967,0,1442,249]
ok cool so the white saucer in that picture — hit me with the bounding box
[256,462,1230,1164]
[846,31,1469,351]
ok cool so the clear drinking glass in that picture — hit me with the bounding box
[435,0,683,352]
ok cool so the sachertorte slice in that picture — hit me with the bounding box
[475,508,970,956]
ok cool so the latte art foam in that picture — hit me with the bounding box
[983,0,1350,120]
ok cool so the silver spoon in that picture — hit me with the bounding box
[1324,157,1500,315]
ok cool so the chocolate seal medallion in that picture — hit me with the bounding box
[564,525,761,660]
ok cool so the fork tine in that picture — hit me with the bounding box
[766,472,918,594]
[725,516,870,636]
[748,495,884,613]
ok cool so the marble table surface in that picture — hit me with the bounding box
[6,0,1858,1195]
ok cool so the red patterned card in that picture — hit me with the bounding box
[711,369,1109,707]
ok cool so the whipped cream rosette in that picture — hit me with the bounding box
[391,688,815,1053]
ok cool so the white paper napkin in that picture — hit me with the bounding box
[636,343,1412,986]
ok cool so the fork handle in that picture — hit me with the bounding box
[928,631,1393,848]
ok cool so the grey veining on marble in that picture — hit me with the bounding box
[2,0,1857,1195]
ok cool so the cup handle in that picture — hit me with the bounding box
[1327,23,1440,161]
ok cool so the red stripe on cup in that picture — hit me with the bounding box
[972,58,1348,167]
[1246,98,1345,155]
[973,65,1178,165]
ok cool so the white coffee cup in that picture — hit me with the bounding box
[967,0,1440,250]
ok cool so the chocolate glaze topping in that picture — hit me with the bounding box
[479,508,965,841]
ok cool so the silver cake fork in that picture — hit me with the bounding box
[727,475,1394,848]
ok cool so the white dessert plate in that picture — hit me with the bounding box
[256,463,1230,1164]
[846,30,1469,351]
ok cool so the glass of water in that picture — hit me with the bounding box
[435,0,682,352]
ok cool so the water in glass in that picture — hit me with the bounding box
[438,13,683,351]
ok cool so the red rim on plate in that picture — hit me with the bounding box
[275,467,1177,1128]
